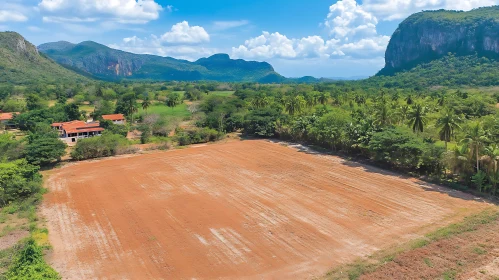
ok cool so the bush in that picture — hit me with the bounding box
[25,131,66,166]
[71,132,133,160]
[0,159,41,207]
[176,128,224,146]
[6,238,60,280]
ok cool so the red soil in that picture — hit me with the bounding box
[41,140,488,279]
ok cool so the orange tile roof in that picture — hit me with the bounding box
[102,114,125,121]
[0,112,19,121]
[52,120,104,134]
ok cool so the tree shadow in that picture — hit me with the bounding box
[273,139,495,204]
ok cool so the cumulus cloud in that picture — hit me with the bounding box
[232,0,389,61]
[325,0,378,40]
[161,21,210,44]
[38,0,163,24]
[0,10,27,22]
[110,21,214,60]
[232,32,344,59]
[362,0,499,21]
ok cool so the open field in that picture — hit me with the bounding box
[136,103,191,120]
[41,140,489,279]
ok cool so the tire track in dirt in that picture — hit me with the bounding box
[42,140,489,279]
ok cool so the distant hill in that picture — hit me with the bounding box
[379,6,499,75]
[38,41,284,82]
[0,32,90,85]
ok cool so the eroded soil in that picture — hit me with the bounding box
[41,140,488,279]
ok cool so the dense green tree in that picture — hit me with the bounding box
[25,130,66,166]
[165,92,182,110]
[284,95,305,115]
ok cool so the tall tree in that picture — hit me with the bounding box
[142,97,151,115]
[436,110,462,150]
[407,104,428,134]
[284,95,305,116]
[165,92,182,110]
[461,122,489,172]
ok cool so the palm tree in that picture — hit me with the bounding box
[250,94,269,109]
[406,95,413,105]
[317,92,329,105]
[374,102,391,126]
[142,97,151,115]
[395,105,409,125]
[407,104,427,134]
[460,122,489,172]
[304,92,318,108]
[436,110,462,150]
[284,95,305,115]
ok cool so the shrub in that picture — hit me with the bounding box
[6,238,60,280]
[71,132,133,160]
[176,128,224,146]
[0,159,41,207]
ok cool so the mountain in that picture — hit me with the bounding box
[0,32,90,85]
[38,41,283,82]
[379,6,499,75]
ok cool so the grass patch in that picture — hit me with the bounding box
[136,103,191,121]
[78,104,95,113]
[209,91,235,97]
[324,208,499,280]
[473,246,487,255]
[423,257,434,267]
[442,269,457,280]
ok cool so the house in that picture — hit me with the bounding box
[0,112,19,129]
[51,120,104,144]
[102,114,126,125]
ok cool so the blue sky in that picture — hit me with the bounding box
[0,0,497,78]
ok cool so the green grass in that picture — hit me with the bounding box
[209,91,235,97]
[136,103,191,121]
[78,104,95,113]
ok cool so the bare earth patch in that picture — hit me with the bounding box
[360,217,499,280]
[41,140,489,279]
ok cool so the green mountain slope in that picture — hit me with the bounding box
[369,54,499,88]
[379,6,499,75]
[0,32,90,85]
[38,41,283,82]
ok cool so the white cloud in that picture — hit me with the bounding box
[38,0,163,24]
[325,0,378,40]
[362,0,499,21]
[160,21,210,44]
[232,0,389,61]
[110,35,216,61]
[0,10,27,22]
[212,20,249,30]
[42,16,98,23]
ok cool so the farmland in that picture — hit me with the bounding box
[41,140,489,279]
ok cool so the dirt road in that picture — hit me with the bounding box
[41,140,488,279]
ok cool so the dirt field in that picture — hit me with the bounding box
[360,214,499,280]
[41,140,488,279]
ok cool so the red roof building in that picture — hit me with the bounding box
[0,112,19,121]
[52,120,104,144]
[0,112,19,129]
[102,114,126,124]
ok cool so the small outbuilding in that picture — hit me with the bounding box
[102,114,126,125]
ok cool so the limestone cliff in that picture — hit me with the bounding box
[380,6,499,75]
